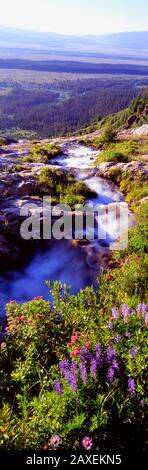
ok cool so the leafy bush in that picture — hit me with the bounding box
[100,124,116,144]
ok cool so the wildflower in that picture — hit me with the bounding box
[112,359,119,372]
[81,346,90,362]
[137,303,147,316]
[9,300,17,304]
[130,346,137,360]
[71,335,78,343]
[67,342,71,347]
[73,347,80,357]
[82,436,93,450]
[96,344,102,368]
[79,361,87,384]
[108,322,114,329]
[125,332,131,339]
[67,361,78,392]
[128,378,136,397]
[106,346,116,364]
[111,307,119,319]
[113,334,121,343]
[121,304,130,319]
[145,313,148,326]
[59,358,70,379]
[83,334,90,339]
[54,381,63,396]
[50,435,60,447]
[107,367,115,384]
[85,342,91,348]
[90,358,97,378]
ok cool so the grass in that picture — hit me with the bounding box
[37,167,96,208]
[96,136,148,165]
[22,144,62,163]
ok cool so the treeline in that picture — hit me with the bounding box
[0,58,148,75]
[0,78,141,137]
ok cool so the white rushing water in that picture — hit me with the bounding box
[0,144,130,315]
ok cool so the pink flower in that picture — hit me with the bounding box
[71,335,78,343]
[67,342,71,347]
[27,319,32,324]
[82,436,93,449]
[83,334,90,339]
[85,342,91,348]
[73,347,80,357]
[50,435,60,447]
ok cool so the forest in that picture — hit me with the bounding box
[0,77,146,138]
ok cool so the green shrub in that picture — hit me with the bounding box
[37,168,96,207]
[23,144,61,163]
[97,150,129,164]
[100,124,116,144]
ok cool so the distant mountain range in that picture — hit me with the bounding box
[0,27,148,57]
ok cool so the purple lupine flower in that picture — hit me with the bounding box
[122,304,130,319]
[50,435,60,447]
[112,307,119,319]
[90,358,97,378]
[139,399,145,408]
[130,346,137,360]
[106,346,116,364]
[96,343,102,368]
[128,378,136,397]
[68,373,77,392]
[81,346,92,363]
[113,334,121,343]
[125,332,131,339]
[137,303,147,316]
[82,436,93,450]
[112,359,119,372]
[59,358,70,379]
[71,360,78,374]
[54,380,63,396]
[108,322,114,329]
[107,367,115,384]
[67,360,78,393]
[79,361,87,384]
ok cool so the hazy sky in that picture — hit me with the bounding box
[0,0,148,36]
